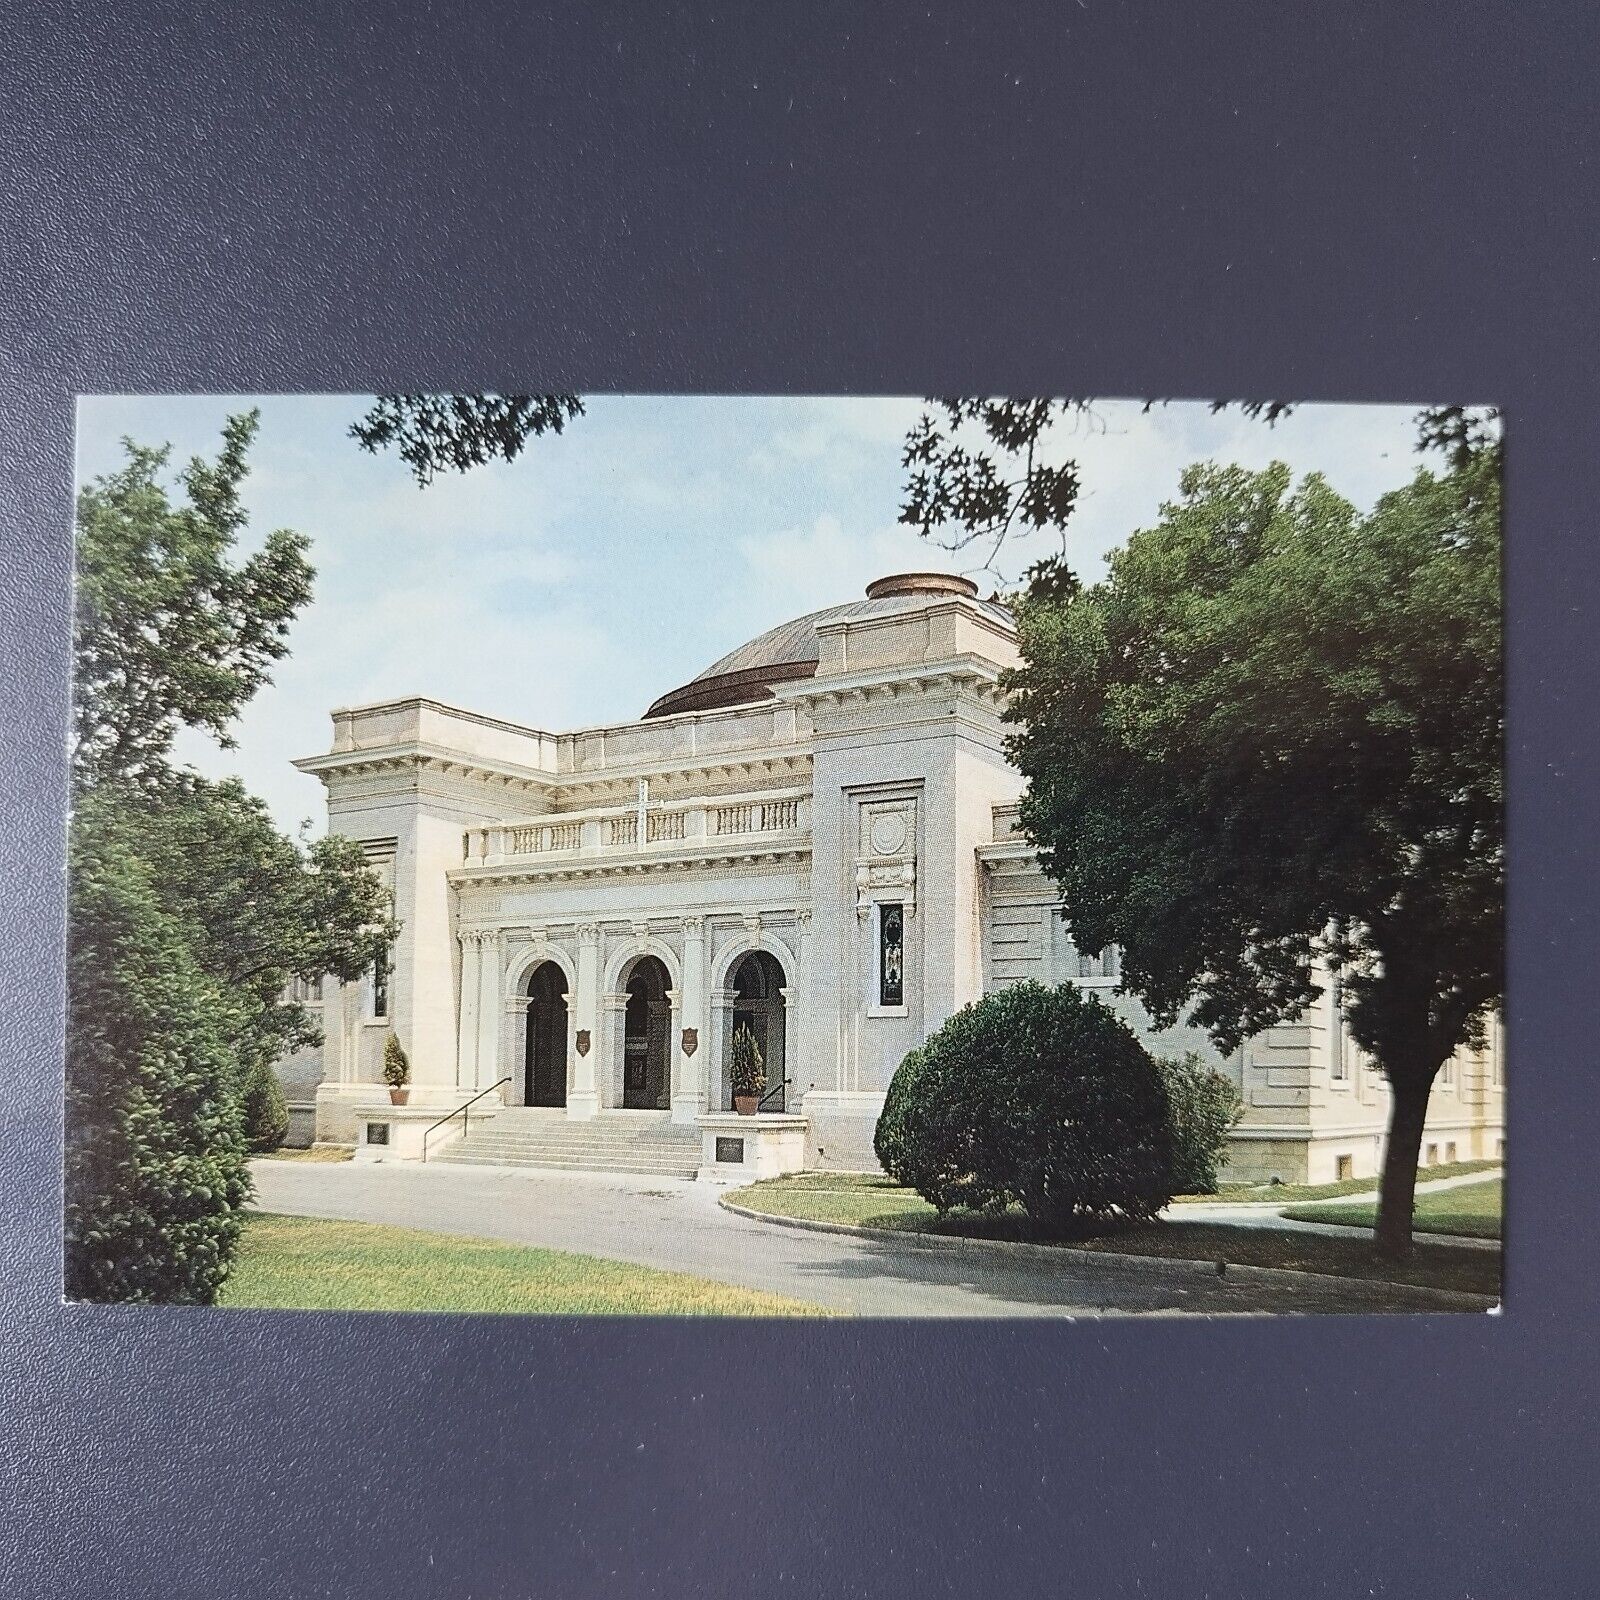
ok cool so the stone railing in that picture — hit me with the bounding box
[463,788,809,867]
[713,797,800,836]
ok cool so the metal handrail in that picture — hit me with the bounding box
[421,1077,511,1162]
[757,1076,791,1114]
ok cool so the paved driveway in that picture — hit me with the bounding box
[251,1160,1488,1317]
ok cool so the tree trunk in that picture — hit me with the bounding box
[1373,1068,1435,1260]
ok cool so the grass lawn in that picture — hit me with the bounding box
[256,1144,354,1163]
[1283,1179,1502,1241]
[221,1213,833,1315]
[727,1174,1500,1299]
[1171,1158,1500,1206]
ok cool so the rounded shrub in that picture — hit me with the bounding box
[1156,1052,1242,1195]
[874,981,1176,1230]
[242,1059,290,1153]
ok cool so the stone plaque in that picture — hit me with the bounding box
[365,1122,389,1146]
[715,1136,746,1165]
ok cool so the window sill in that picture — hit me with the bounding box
[867,1005,909,1020]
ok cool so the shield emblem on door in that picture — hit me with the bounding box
[682,1027,699,1057]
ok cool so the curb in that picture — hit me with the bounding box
[716,1196,1499,1313]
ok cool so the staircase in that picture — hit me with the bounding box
[431,1107,700,1179]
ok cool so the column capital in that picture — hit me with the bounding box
[576,922,602,946]
[680,915,707,938]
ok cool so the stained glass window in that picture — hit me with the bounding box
[879,902,905,1008]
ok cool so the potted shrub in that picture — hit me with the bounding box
[729,1024,764,1115]
[383,1032,411,1105]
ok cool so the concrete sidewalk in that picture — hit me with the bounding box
[1169,1167,1503,1252]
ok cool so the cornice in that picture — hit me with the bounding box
[296,741,814,805]
[449,841,813,887]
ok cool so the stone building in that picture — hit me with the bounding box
[280,571,1504,1183]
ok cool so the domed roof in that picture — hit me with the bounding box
[643,572,1011,719]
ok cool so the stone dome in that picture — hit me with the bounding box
[643,572,1010,719]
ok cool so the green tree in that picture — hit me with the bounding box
[351,394,583,486]
[1003,452,1502,1256]
[72,410,313,790]
[109,775,398,1079]
[65,796,251,1303]
[69,414,397,1302]
[241,1059,290,1153]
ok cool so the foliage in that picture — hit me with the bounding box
[897,397,1499,586]
[729,1024,765,1097]
[874,982,1176,1229]
[241,1059,290,1153]
[65,798,252,1304]
[1003,447,1502,1254]
[351,394,584,487]
[72,410,313,790]
[105,774,398,1077]
[382,1032,411,1090]
[1156,1053,1242,1195]
[872,1043,927,1179]
[67,413,394,1301]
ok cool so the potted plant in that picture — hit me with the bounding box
[729,1024,764,1115]
[383,1032,411,1105]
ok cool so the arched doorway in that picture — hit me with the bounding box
[729,950,786,1110]
[622,955,672,1110]
[524,961,569,1107]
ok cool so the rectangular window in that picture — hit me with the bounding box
[1328,971,1348,1081]
[1425,1143,1438,1166]
[1336,1155,1353,1181]
[1445,1141,1457,1164]
[878,903,905,1009]
[1076,946,1121,981]
[371,949,389,1019]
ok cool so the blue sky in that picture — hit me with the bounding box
[74,394,1426,833]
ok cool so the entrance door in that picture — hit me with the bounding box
[623,956,671,1109]
[729,951,786,1110]
[524,962,569,1107]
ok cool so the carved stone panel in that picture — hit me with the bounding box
[856,797,917,916]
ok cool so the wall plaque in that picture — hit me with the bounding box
[715,1136,746,1164]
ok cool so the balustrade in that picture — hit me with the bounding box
[466,791,806,864]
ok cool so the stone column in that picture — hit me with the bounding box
[456,932,481,1090]
[475,928,501,1092]
[672,916,709,1123]
[709,986,736,1113]
[792,910,811,1108]
[780,987,798,1108]
[601,991,630,1109]
[568,923,601,1119]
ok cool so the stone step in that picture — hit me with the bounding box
[437,1129,696,1146]
[432,1108,701,1176]
[434,1150,699,1176]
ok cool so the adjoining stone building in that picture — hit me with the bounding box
[280,571,1504,1183]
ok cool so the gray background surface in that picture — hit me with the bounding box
[2,4,1592,1595]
